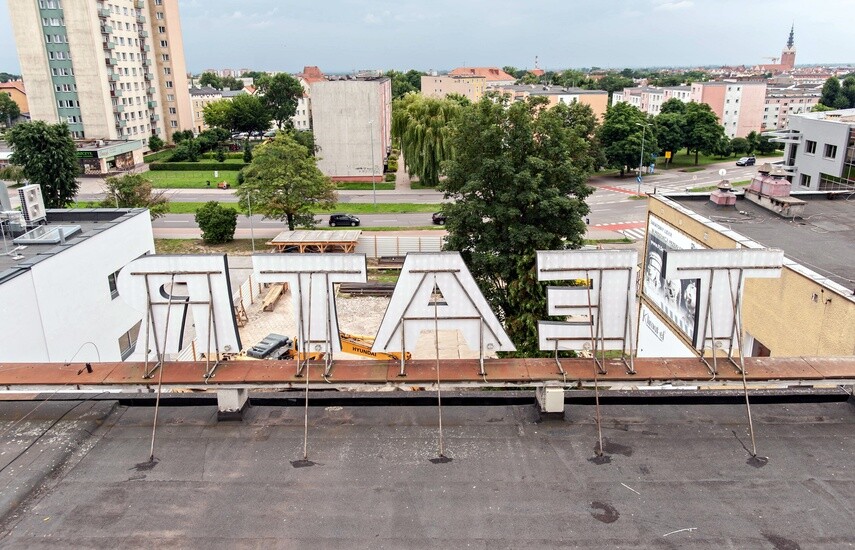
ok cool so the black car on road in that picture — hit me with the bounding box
[736,156,756,166]
[432,212,447,225]
[329,214,360,227]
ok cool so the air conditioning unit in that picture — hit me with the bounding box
[18,184,46,224]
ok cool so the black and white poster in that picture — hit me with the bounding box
[642,215,702,347]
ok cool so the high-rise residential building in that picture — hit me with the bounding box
[7,0,192,143]
[690,80,767,138]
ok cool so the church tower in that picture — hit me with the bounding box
[780,25,796,70]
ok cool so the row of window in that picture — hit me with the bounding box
[55,83,76,92]
[42,17,64,26]
[48,50,71,60]
[51,66,74,76]
[45,34,69,44]
[805,140,837,159]
[117,122,152,137]
[39,0,60,8]
[57,99,80,108]
[66,115,82,124]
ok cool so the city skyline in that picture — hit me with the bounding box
[2,0,855,75]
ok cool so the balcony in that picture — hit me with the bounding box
[139,30,149,38]
[105,57,117,66]
[101,24,112,34]
[148,100,157,108]
[116,119,128,128]
[103,40,116,50]
[135,0,144,8]
[108,72,120,82]
[137,14,146,24]
[142,44,151,52]
[115,104,125,113]
[98,7,110,18]
[150,114,160,122]
[142,58,152,67]
[110,88,123,98]
[147,87,156,95]
[144,72,153,81]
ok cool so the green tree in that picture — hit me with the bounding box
[730,137,750,156]
[598,102,657,176]
[235,133,336,231]
[215,147,226,162]
[0,73,22,83]
[654,112,685,167]
[243,141,253,163]
[290,129,316,155]
[148,135,164,152]
[240,70,266,80]
[392,93,462,187]
[0,164,25,186]
[587,74,635,96]
[199,72,223,89]
[195,201,238,244]
[710,135,732,158]
[202,99,234,131]
[221,75,245,91]
[0,93,21,127]
[256,73,304,129]
[8,121,79,207]
[169,138,200,161]
[659,97,687,115]
[819,77,841,108]
[100,174,169,218]
[385,70,424,99]
[229,94,272,134]
[441,97,594,356]
[811,103,834,113]
[756,133,777,155]
[683,102,724,164]
[746,131,760,154]
[842,76,855,108]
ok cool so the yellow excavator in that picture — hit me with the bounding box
[240,332,410,362]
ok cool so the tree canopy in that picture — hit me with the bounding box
[0,93,21,127]
[392,93,461,187]
[235,133,336,231]
[385,70,426,99]
[198,72,244,91]
[598,102,658,176]
[202,99,234,131]
[818,76,855,109]
[256,73,304,129]
[100,173,169,218]
[440,97,595,356]
[683,102,725,164]
[8,121,79,207]
[203,95,271,134]
[195,201,238,244]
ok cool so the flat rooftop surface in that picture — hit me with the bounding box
[269,229,361,243]
[672,195,855,289]
[1,398,853,547]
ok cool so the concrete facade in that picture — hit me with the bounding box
[421,75,486,103]
[775,109,855,190]
[0,209,155,363]
[762,85,821,130]
[7,0,191,143]
[311,78,391,181]
[611,86,691,115]
[189,85,222,133]
[448,67,515,87]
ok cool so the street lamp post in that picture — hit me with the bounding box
[636,122,651,196]
[247,191,255,254]
[368,119,377,207]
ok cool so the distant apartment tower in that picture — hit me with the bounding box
[7,0,192,142]
[690,81,767,138]
[611,86,691,115]
[311,77,391,181]
[421,75,486,103]
[762,84,821,131]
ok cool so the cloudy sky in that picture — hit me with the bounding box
[1,0,853,74]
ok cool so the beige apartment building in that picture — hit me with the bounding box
[421,75,486,103]
[8,0,192,143]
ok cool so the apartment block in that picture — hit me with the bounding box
[611,86,692,115]
[421,75,486,103]
[311,77,391,181]
[495,84,609,120]
[8,0,191,143]
[189,85,222,133]
[762,84,821,131]
[690,81,767,138]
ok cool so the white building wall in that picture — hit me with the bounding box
[787,114,852,190]
[722,84,741,138]
[0,210,155,363]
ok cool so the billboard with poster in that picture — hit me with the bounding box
[642,215,702,347]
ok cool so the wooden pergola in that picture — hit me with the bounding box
[267,230,361,253]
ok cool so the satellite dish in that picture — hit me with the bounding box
[718,169,727,177]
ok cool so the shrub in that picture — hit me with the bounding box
[195,201,238,244]
[148,135,164,152]
[237,169,245,185]
[215,148,226,162]
[387,160,398,172]
[170,139,200,162]
[384,173,396,182]
[243,141,253,163]
[148,162,246,171]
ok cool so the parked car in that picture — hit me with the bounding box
[263,130,277,138]
[329,214,360,227]
[432,212,447,225]
[736,156,756,166]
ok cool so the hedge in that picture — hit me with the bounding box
[149,162,247,171]
[201,152,244,160]
[384,173,396,182]
[143,149,174,163]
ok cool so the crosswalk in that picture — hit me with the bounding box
[619,227,647,241]
[593,221,647,242]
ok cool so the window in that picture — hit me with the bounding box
[160,40,168,47]
[168,107,176,114]
[167,94,174,101]
[170,120,178,127]
[158,26,166,33]
[824,144,838,159]
[156,12,164,19]
[800,174,812,187]
[161,53,170,61]
[163,67,171,75]
[107,270,121,299]
[118,320,142,360]
[805,140,817,154]
[165,80,173,88]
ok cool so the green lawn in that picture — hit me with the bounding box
[74,201,441,215]
[335,182,396,191]
[660,150,783,170]
[146,170,240,188]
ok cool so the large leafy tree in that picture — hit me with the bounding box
[203,99,234,131]
[257,73,304,129]
[100,173,169,218]
[819,77,841,108]
[0,93,21,127]
[385,70,426,99]
[598,102,657,176]
[229,94,272,134]
[441,97,595,356]
[659,97,687,115]
[654,112,685,167]
[198,72,222,90]
[8,121,79,207]
[392,93,461,187]
[235,133,336,230]
[683,102,725,164]
[195,201,238,244]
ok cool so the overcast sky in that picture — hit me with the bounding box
[1,0,853,74]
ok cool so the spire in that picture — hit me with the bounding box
[787,24,794,49]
